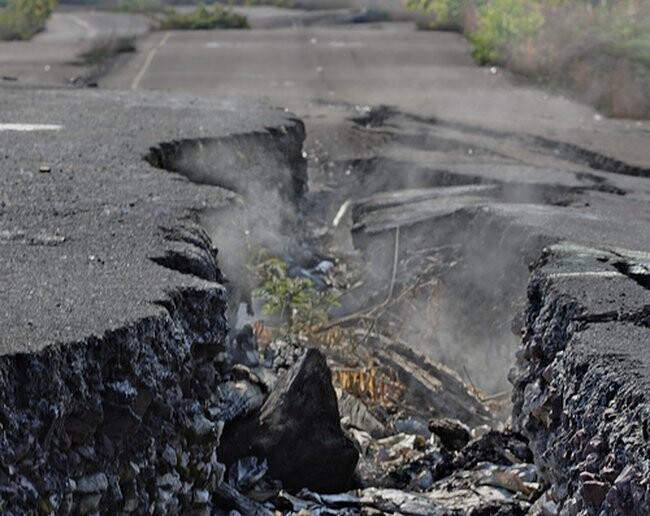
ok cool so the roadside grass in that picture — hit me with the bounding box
[226,0,295,7]
[158,3,249,30]
[408,0,650,118]
[116,0,163,13]
[0,0,57,40]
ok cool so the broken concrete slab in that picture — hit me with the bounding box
[428,418,470,452]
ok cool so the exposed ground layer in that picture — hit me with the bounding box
[0,88,306,512]
[306,104,650,512]
[511,244,650,514]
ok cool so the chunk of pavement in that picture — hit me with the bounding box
[227,456,268,493]
[394,416,431,438]
[78,493,102,514]
[337,388,385,438]
[220,349,359,493]
[217,380,265,422]
[428,417,470,452]
[189,413,214,438]
[231,324,261,367]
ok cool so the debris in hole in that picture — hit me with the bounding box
[428,417,470,452]
[219,348,359,493]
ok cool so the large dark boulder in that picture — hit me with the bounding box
[219,349,359,493]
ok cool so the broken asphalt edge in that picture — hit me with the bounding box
[0,87,306,512]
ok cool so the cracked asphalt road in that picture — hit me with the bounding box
[0,88,300,354]
[2,7,649,391]
[102,12,650,392]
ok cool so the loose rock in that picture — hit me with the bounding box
[220,348,359,493]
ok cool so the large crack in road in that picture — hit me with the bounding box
[2,11,650,515]
[135,96,650,514]
[0,83,649,514]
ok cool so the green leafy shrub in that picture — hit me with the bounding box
[408,0,650,116]
[117,0,162,13]
[407,0,470,30]
[0,0,57,40]
[469,0,544,64]
[158,4,249,30]
[252,255,339,335]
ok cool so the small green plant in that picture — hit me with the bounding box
[252,254,339,336]
[158,4,249,30]
[407,0,469,30]
[117,0,162,13]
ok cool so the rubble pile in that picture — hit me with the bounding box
[203,326,544,515]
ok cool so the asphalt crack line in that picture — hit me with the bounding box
[131,31,171,91]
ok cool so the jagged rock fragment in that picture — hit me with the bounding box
[220,349,359,493]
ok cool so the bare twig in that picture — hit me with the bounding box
[480,391,511,402]
[320,226,401,330]
[463,365,479,394]
[332,198,352,227]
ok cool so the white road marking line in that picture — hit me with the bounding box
[131,32,172,90]
[548,271,621,279]
[0,124,62,132]
[70,14,99,40]
[205,42,240,49]
[326,41,363,48]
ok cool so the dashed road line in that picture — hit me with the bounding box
[0,124,62,132]
[131,32,172,90]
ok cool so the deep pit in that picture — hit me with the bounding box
[138,104,650,514]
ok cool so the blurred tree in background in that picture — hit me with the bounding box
[0,0,57,40]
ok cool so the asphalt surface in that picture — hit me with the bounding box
[104,22,650,168]
[0,87,298,354]
[1,9,649,513]
[0,10,149,86]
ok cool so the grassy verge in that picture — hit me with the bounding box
[116,0,163,13]
[158,4,249,30]
[0,0,57,40]
[408,0,650,118]
[222,0,295,7]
